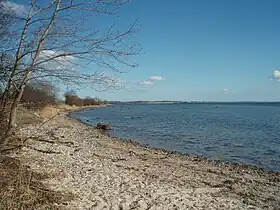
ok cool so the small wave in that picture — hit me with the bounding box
[75,104,280,172]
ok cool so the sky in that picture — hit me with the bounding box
[7,0,280,101]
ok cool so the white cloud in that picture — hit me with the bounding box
[271,70,280,81]
[38,50,76,70]
[140,75,166,87]
[148,76,166,81]
[0,1,26,15]
[222,88,229,94]
[142,80,154,85]
[40,50,75,62]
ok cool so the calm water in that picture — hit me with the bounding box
[71,104,280,172]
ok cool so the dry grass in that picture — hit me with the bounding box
[0,155,74,210]
[0,103,106,209]
[16,103,91,126]
[39,104,108,119]
[0,104,78,210]
[17,106,43,127]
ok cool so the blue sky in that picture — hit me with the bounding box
[11,0,280,101]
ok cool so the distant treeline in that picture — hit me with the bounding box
[0,82,58,110]
[64,91,108,106]
[21,82,57,105]
[0,82,107,109]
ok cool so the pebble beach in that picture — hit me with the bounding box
[14,112,280,210]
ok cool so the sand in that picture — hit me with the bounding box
[14,112,280,210]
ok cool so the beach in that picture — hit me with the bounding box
[13,111,280,209]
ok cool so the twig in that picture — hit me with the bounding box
[26,146,61,154]
[38,113,59,130]
[1,112,64,152]
[29,136,74,146]
[20,112,59,144]
[92,152,126,162]
[0,145,23,153]
[29,136,55,144]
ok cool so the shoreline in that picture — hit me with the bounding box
[14,109,280,209]
[67,104,109,114]
[69,107,279,175]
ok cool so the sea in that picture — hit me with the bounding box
[70,103,280,172]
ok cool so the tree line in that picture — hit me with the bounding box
[1,82,108,109]
[64,91,108,106]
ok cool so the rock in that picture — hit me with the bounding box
[96,123,102,129]
[34,112,40,117]
[96,123,112,130]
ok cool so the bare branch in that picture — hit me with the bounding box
[0,0,140,132]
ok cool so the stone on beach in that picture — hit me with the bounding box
[96,123,112,130]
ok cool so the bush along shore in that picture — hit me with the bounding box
[2,106,278,209]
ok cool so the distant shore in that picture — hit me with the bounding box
[12,106,280,209]
[110,101,280,106]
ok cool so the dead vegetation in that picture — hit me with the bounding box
[16,105,43,127]
[0,155,74,210]
[0,106,76,210]
[0,103,108,209]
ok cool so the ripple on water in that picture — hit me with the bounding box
[71,104,280,172]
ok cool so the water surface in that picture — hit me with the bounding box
[71,104,280,172]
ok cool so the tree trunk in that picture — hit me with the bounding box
[1,71,32,147]
[7,82,27,132]
[0,87,13,112]
[0,86,24,147]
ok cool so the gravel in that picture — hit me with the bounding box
[13,113,280,210]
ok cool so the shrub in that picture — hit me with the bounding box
[64,91,107,106]
[21,82,57,109]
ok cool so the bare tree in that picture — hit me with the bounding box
[0,0,140,138]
